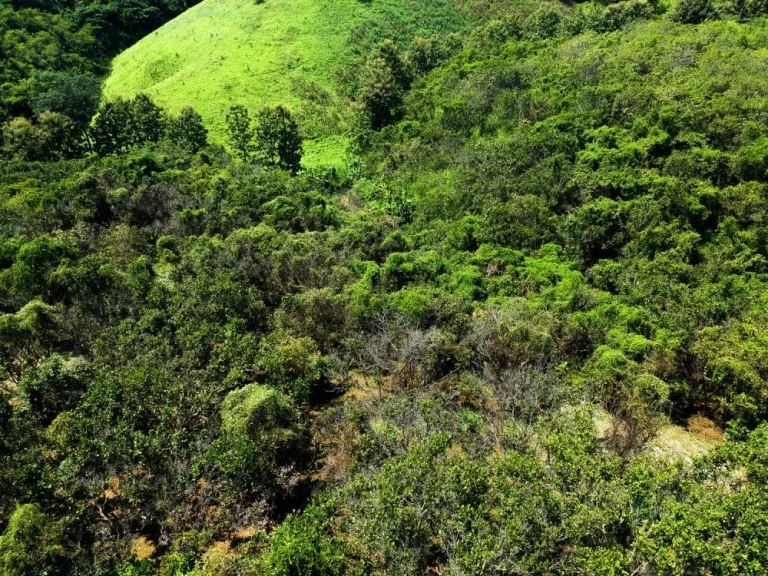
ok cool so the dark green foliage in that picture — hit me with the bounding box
[130,93,166,145]
[405,33,463,76]
[167,106,208,152]
[4,2,768,574]
[0,0,198,123]
[29,71,102,125]
[226,104,304,171]
[91,94,166,155]
[254,105,303,173]
[226,104,254,162]
[72,0,203,52]
[20,354,91,424]
[522,4,563,39]
[2,112,84,161]
[672,0,716,23]
[2,235,79,301]
[0,300,60,384]
[90,98,135,155]
[567,0,657,35]
[355,40,411,131]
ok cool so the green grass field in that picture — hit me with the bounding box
[103,0,467,168]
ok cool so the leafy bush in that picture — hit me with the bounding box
[671,0,716,23]
[263,502,346,576]
[209,383,307,493]
[0,504,66,576]
[254,105,304,174]
[20,354,91,424]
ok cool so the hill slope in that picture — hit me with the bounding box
[9,0,768,574]
[102,0,467,166]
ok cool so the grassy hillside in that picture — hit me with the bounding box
[103,0,467,167]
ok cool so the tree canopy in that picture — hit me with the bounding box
[3,0,768,574]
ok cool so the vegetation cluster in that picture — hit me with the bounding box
[0,0,201,123]
[3,0,768,575]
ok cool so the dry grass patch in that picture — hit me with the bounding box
[132,536,155,561]
[649,414,724,460]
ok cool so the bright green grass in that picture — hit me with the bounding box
[103,0,467,168]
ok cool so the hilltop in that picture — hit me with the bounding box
[102,0,467,166]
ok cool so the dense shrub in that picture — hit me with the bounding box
[0,504,67,576]
[671,0,716,23]
[208,384,308,493]
[3,2,768,574]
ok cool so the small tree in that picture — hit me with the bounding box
[2,117,44,161]
[226,104,254,162]
[254,104,303,173]
[376,39,411,91]
[167,106,208,152]
[30,71,101,126]
[130,93,166,145]
[354,40,412,133]
[91,94,166,156]
[522,5,562,39]
[208,383,308,492]
[602,373,670,458]
[587,347,670,458]
[37,111,84,159]
[406,34,462,76]
[2,112,83,161]
[90,97,134,155]
[356,48,406,131]
[0,300,61,385]
[20,354,91,425]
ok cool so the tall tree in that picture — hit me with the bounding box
[167,105,208,152]
[226,104,254,162]
[254,104,303,173]
[356,40,410,131]
[90,97,135,155]
[90,94,166,155]
[130,93,166,145]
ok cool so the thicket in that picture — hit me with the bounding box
[3,0,768,574]
[0,0,200,124]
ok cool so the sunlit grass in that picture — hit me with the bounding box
[103,0,466,167]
